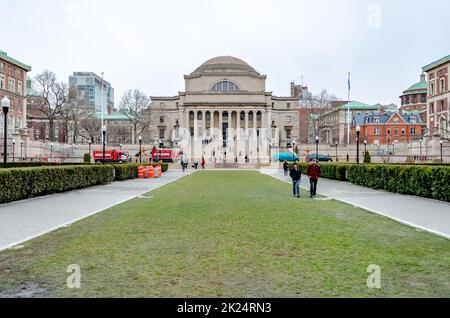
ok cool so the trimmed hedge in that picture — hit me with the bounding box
[0,165,114,204]
[287,162,450,202]
[1,162,90,169]
[113,163,169,181]
[348,165,450,202]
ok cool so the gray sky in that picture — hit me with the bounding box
[2,0,450,105]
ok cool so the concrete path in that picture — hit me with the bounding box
[0,170,193,252]
[261,169,450,240]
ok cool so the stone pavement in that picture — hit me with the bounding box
[261,169,450,240]
[0,170,193,252]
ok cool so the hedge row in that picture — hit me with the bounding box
[1,162,90,169]
[0,165,114,204]
[288,162,450,202]
[348,165,450,202]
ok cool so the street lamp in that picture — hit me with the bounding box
[102,125,107,164]
[440,139,444,163]
[335,141,338,162]
[292,141,296,162]
[139,135,142,163]
[2,96,10,168]
[315,135,319,160]
[88,140,92,158]
[50,143,53,158]
[20,140,23,161]
[364,139,367,154]
[392,142,395,155]
[419,138,423,155]
[12,141,15,163]
[356,125,361,164]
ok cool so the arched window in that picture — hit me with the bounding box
[212,81,240,92]
[16,116,21,129]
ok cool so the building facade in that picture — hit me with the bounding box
[0,50,31,155]
[351,111,425,145]
[423,54,450,138]
[149,56,301,163]
[69,72,115,113]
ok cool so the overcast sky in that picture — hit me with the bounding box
[2,0,450,105]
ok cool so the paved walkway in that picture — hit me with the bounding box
[261,169,450,240]
[0,170,193,252]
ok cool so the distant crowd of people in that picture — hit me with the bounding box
[283,160,321,199]
[180,156,206,172]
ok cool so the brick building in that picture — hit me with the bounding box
[423,54,449,138]
[0,50,31,152]
[351,111,425,145]
[400,73,427,124]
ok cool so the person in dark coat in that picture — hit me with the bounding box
[289,163,302,198]
[283,160,289,176]
[307,160,321,198]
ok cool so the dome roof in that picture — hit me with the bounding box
[190,56,260,76]
[403,74,427,95]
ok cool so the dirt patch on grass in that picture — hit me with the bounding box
[0,282,49,298]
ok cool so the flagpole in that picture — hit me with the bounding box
[101,72,104,143]
[347,72,351,145]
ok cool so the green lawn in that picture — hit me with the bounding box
[0,171,449,297]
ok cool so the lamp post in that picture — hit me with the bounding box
[2,96,10,168]
[139,135,142,163]
[315,136,319,160]
[102,125,106,164]
[12,141,16,163]
[88,140,91,157]
[335,141,338,162]
[392,142,395,155]
[50,143,53,158]
[20,140,23,161]
[419,138,423,155]
[364,139,367,154]
[356,125,361,164]
[440,139,444,163]
[292,141,296,162]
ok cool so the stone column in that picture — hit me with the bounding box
[193,111,198,140]
[219,111,223,140]
[245,111,249,134]
[210,111,214,138]
[267,109,272,140]
[236,111,241,140]
[202,110,206,140]
[253,111,258,140]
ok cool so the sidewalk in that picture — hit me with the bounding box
[0,170,193,252]
[261,169,450,240]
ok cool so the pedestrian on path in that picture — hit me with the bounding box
[290,163,302,198]
[307,160,321,198]
[201,157,206,170]
[283,160,289,176]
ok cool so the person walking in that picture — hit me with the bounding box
[307,160,321,198]
[201,157,206,170]
[289,163,302,198]
[194,159,199,170]
[283,160,289,176]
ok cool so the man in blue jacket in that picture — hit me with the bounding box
[290,163,302,198]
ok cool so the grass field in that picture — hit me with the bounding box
[0,171,449,297]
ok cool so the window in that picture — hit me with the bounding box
[440,100,445,112]
[402,128,406,135]
[8,78,15,92]
[286,128,292,139]
[410,117,417,124]
[287,103,291,109]
[159,128,165,139]
[430,82,435,95]
[440,79,445,92]
[430,102,434,113]
[0,62,3,73]
[374,128,379,135]
[374,117,380,124]
[394,128,398,136]
[160,116,165,123]
[0,74,4,89]
[16,116,21,129]
[393,118,399,124]
[18,81,23,96]
[286,116,291,124]
[212,81,240,92]
[387,128,391,135]
[410,127,416,135]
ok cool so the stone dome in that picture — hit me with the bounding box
[190,56,260,76]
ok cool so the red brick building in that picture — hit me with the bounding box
[351,111,425,145]
[400,73,427,124]
[423,54,449,138]
[0,50,31,150]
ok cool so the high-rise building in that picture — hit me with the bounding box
[68,72,114,113]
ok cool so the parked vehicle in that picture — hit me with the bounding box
[306,154,333,162]
[273,152,300,162]
[151,149,177,162]
[93,150,129,163]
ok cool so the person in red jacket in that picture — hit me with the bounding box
[307,160,321,198]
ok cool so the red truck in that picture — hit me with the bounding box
[151,149,177,162]
[93,150,129,163]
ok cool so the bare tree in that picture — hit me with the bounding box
[80,115,101,143]
[302,89,338,143]
[120,89,151,143]
[60,89,90,143]
[34,71,68,142]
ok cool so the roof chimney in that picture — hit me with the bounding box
[420,73,426,82]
